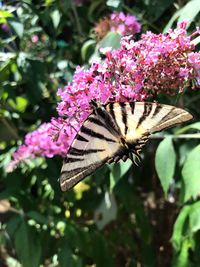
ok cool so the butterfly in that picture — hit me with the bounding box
[60,101,193,191]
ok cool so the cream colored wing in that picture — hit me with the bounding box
[60,112,121,191]
[105,102,193,142]
[61,101,193,191]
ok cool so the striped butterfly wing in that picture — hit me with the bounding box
[60,102,193,191]
[60,109,122,191]
[105,102,193,141]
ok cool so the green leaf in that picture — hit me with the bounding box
[58,242,82,267]
[51,10,61,29]
[164,0,200,32]
[14,220,41,267]
[146,0,174,22]
[106,0,121,8]
[8,18,24,38]
[191,35,200,46]
[81,39,96,61]
[90,232,114,267]
[109,160,132,191]
[0,10,13,23]
[182,145,200,202]
[172,239,192,267]
[155,137,176,196]
[8,96,28,112]
[189,201,200,233]
[171,205,190,251]
[99,32,121,50]
[176,122,200,134]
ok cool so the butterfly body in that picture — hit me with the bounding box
[60,101,193,191]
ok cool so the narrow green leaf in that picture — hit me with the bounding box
[81,39,96,61]
[176,122,200,134]
[171,205,190,251]
[189,201,200,233]
[182,144,200,202]
[14,220,41,267]
[177,0,200,24]
[155,137,176,196]
[164,0,200,32]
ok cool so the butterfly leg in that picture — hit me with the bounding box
[122,155,128,162]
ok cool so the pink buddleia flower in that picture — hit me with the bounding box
[94,12,141,41]
[7,120,71,172]
[8,22,200,171]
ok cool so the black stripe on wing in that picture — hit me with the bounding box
[95,105,120,135]
[129,102,135,114]
[109,102,117,124]
[88,116,118,136]
[88,117,106,127]
[81,126,116,142]
[152,104,162,117]
[136,103,153,129]
[69,147,105,156]
[65,157,85,163]
[119,102,128,135]
[76,134,88,142]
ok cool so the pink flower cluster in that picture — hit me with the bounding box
[8,22,200,171]
[94,12,141,41]
[7,120,71,172]
[110,12,141,36]
[57,22,200,120]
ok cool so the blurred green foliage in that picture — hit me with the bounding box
[0,0,200,266]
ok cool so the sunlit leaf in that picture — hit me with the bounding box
[172,239,193,267]
[182,144,200,202]
[0,10,13,23]
[8,96,28,112]
[106,0,121,8]
[164,0,200,31]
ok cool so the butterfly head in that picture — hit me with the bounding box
[90,99,101,109]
